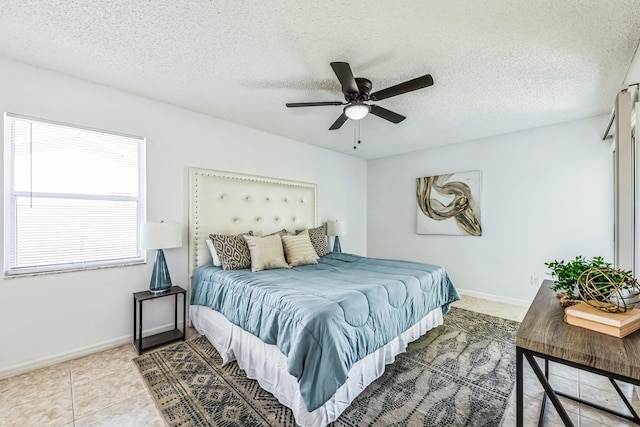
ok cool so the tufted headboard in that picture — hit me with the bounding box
[188,168,317,276]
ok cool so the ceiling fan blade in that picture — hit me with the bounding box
[370,74,434,101]
[286,101,344,107]
[369,105,406,124]
[330,62,359,95]
[329,112,349,130]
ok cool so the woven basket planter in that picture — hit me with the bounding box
[577,267,640,313]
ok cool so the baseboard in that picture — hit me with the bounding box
[0,322,182,380]
[456,288,530,307]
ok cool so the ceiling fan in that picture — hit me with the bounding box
[286,62,434,130]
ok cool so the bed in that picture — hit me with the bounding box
[188,168,459,426]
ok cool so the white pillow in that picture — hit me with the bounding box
[281,230,319,267]
[243,234,290,272]
[206,239,221,267]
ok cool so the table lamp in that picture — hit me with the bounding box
[141,221,182,293]
[327,220,347,253]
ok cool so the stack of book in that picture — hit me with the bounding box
[564,302,640,338]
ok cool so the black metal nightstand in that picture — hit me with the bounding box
[133,285,186,355]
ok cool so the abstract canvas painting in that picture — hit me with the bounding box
[416,170,482,236]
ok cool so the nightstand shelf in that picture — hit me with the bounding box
[133,285,186,355]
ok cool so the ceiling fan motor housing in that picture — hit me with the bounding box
[346,78,372,102]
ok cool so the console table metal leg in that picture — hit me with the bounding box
[525,352,574,426]
[517,347,524,427]
[610,379,640,423]
[538,359,550,427]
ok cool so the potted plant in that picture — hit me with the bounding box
[546,256,640,311]
[545,256,609,299]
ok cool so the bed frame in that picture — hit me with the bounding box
[187,167,443,426]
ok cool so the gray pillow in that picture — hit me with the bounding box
[297,225,328,257]
[210,231,253,270]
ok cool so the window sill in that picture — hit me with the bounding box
[4,260,146,279]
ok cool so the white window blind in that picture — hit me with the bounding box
[4,113,146,276]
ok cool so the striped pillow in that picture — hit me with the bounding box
[282,230,319,267]
[297,225,328,257]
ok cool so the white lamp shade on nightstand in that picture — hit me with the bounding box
[327,220,347,253]
[141,222,182,250]
[327,220,347,237]
[141,221,182,293]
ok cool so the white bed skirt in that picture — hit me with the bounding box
[190,305,444,427]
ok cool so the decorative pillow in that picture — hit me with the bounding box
[210,231,254,270]
[205,238,222,267]
[282,230,319,267]
[266,228,288,237]
[298,225,329,257]
[243,234,290,272]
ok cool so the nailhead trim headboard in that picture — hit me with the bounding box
[188,168,317,275]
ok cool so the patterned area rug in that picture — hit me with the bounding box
[134,308,518,426]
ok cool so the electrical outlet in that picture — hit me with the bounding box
[530,275,540,287]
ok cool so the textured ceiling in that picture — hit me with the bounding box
[1,1,639,159]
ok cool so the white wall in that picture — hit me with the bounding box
[624,44,640,85]
[0,58,367,376]
[367,116,613,305]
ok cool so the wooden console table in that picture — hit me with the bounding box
[516,280,640,426]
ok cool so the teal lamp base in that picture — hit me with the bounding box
[333,236,342,253]
[149,249,172,293]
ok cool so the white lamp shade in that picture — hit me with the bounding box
[141,222,182,250]
[327,220,347,237]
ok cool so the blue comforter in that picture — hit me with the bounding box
[191,252,459,411]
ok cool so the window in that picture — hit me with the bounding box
[612,88,639,276]
[4,113,146,276]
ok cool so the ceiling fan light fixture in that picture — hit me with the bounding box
[344,103,370,120]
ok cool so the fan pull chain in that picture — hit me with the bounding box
[353,121,362,150]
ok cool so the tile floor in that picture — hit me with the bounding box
[0,296,638,426]
[451,296,640,427]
